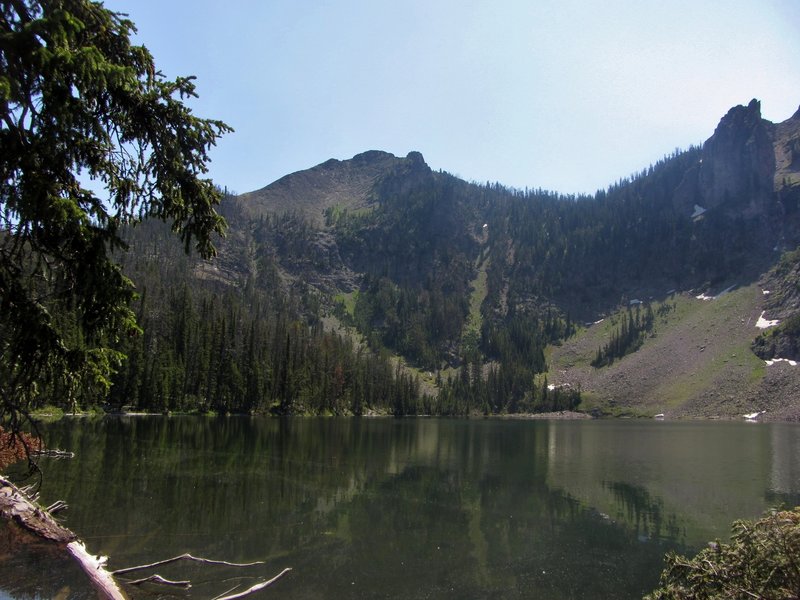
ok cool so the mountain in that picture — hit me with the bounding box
[110,99,800,418]
[236,150,407,227]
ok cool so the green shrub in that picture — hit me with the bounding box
[645,508,800,599]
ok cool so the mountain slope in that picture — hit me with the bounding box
[108,99,800,418]
[547,284,800,420]
[209,98,800,417]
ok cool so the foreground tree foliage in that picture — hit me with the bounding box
[0,1,230,433]
[645,508,800,600]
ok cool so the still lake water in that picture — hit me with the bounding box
[3,417,800,599]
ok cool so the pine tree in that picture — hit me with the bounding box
[1,0,231,435]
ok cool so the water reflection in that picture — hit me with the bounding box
[769,423,800,506]
[2,418,799,599]
[543,420,781,545]
[602,481,682,543]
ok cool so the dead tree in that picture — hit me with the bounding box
[0,476,290,599]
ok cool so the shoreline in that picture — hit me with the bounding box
[32,408,792,423]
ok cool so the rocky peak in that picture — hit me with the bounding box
[350,150,397,166]
[369,150,434,203]
[697,98,776,212]
[234,151,408,227]
[406,150,426,165]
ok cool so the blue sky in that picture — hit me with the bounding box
[104,0,800,196]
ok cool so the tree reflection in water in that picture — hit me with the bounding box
[3,417,796,599]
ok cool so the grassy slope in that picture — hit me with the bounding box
[547,285,800,419]
[463,249,489,340]
[471,252,489,325]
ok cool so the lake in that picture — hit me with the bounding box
[2,417,800,599]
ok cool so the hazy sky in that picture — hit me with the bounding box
[104,0,800,195]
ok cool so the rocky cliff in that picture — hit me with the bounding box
[672,99,800,256]
[775,106,800,243]
[698,99,776,212]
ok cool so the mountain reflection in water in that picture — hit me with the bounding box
[2,417,799,599]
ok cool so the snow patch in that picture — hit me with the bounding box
[546,383,572,392]
[743,410,766,421]
[756,311,780,329]
[762,289,771,295]
[696,285,736,301]
[765,358,798,367]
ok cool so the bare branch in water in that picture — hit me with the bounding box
[126,573,192,588]
[213,568,293,600]
[112,553,266,576]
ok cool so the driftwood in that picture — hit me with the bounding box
[32,448,75,459]
[112,553,292,596]
[0,475,291,598]
[0,475,127,599]
[112,552,266,576]
[213,568,293,600]
[66,540,127,599]
[124,573,191,587]
[45,499,69,514]
[0,477,75,543]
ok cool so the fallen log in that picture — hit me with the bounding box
[0,477,74,543]
[1,475,291,598]
[66,540,127,599]
[0,475,127,599]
